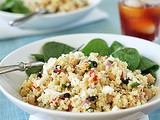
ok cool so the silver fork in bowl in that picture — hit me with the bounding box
[0,44,84,74]
[9,8,47,26]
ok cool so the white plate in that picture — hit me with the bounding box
[0,34,160,120]
[0,0,101,29]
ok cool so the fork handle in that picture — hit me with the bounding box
[0,65,20,74]
[0,62,44,75]
[9,9,47,26]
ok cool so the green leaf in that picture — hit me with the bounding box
[31,54,44,62]
[0,0,30,14]
[61,84,66,88]
[112,48,140,71]
[109,41,124,54]
[130,82,140,88]
[137,56,159,72]
[82,38,110,56]
[137,56,159,79]
[42,42,74,62]
[25,66,43,76]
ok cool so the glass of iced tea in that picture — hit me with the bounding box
[118,0,160,41]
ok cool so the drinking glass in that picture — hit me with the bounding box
[118,0,160,41]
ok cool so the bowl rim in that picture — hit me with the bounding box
[0,0,102,18]
[1,33,160,117]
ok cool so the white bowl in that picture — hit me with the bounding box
[0,34,160,120]
[0,0,101,29]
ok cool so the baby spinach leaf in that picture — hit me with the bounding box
[138,56,159,72]
[109,41,124,54]
[148,70,157,80]
[31,54,44,62]
[43,42,74,62]
[26,66,43,76]
[26,54,44,76]
[137,56,159,78]
[25,41,74,76]
[82,38,110,56]
[0,0,30,14]
[112,48,140,71]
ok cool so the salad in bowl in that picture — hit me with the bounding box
[0,34,160,120]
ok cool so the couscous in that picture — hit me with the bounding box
[19,51,159,112]
[23,0,89,13]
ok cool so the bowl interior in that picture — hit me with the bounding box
[0,34,160,117]
[0,0,101,17]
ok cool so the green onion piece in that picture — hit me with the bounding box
[109,60,113,64]
[55,106,58,109]
[87,107,94,111]
[89,63,94,69]
[89,60,98,69]
[130,82,140,88]
[62,84,66,88]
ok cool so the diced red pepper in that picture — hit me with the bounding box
[50,97,60,104]
[32,82,40,91]
[121,71,124,78]
[135,95,139,101]
[66,102,73,111]
[53,69,61,74]
[89,70,98,82]
[89,70,95,77]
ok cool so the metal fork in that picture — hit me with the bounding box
[9,9,47,26]
[0,44,84,74]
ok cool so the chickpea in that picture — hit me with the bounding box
[69,57,79,66]
[144,88,152,100]
[75,61,89,75]
[145,73,155,84]
[107,95,114,103]
[60,74,69,84]
[28,94,37,105]
[108,72,116,81]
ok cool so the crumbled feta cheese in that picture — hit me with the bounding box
[89,53,98,61]
[34,75,49,87]
[68,72,80,86]
[127,72,134,79]
[80,90,87,98]
[74,51,84,58]
[112,106,120,111]
[108,56,114,62]
[102,86,114,94]
[130,90,139,95]
[43,58,57,74]
[115,93,122,99]
[44,89,63,96]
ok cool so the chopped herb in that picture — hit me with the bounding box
[55,106,58,109]
[62,84,66,88]
[87,107,94,111]
[108,60,113,64]
[131,82,140,88]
